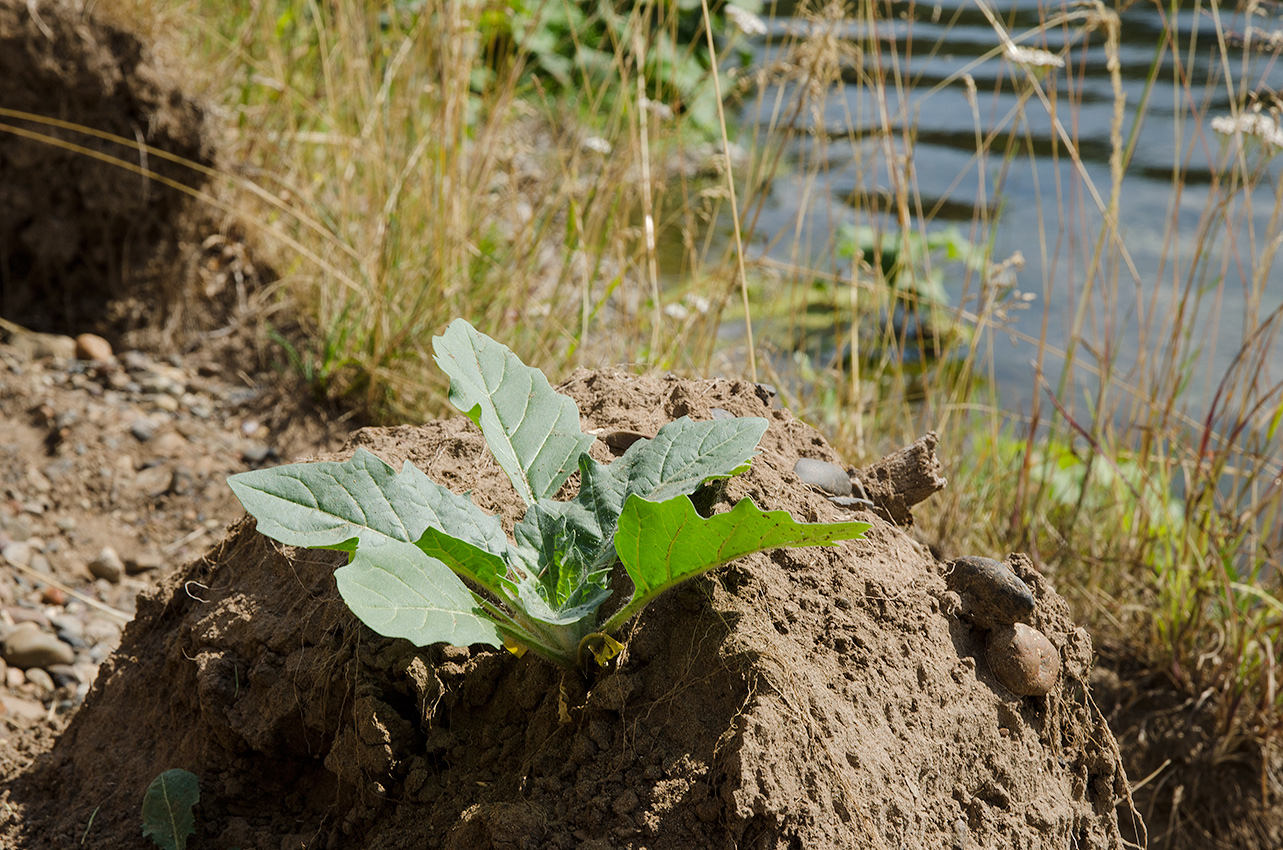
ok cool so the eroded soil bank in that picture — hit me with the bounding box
[2,371,1131,849]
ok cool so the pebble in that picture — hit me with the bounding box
[3,623,75,669]
[74,333,113,362]
[946,556,1036,630]
[121,350,151,372]
[1,541,33,568]
[24,667,54,695]
[130,417,158,442]
[87,546,125,583]
[1,694,47,722]
[5,607,50,629]
[709,408,734,421]
[45,664,80,687]
[126,550,164,574]
[242,442,273,464]
[5,667,25,688]
[985,623,1061,697]
[136,465,174,498]
[152,430,188,456]
[40,586,65,606]
[793,458,853,498]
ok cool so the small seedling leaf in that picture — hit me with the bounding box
[335,540,504,648]
[433,319,594,505]
[611,495,870,628]
[141,769,199,850]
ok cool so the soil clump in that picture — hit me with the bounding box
[2,370,1132,849]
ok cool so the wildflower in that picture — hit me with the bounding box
[640,96,674,121]
[1211,113,1283,148]
[725,5,767,37]
[581,136,613,155]
[1003,44,1064,69]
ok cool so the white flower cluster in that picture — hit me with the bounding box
[725,5,767,36]
[1211,112,1283,147]
[580,136,613,155]
[1003,44,1065,69]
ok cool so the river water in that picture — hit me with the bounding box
[729,0,1283,424]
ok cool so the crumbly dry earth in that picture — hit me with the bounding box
[0,369,1134,849]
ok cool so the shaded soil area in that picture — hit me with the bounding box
[3,371,1132,849]
[0,0,243,343]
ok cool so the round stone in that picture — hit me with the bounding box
[74,333,113,362]
[87,547,124,583]
[3,623,76,669]
[985,623,1061,697]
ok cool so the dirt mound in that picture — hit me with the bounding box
[0,0,214,337]
[2,371,1132,849]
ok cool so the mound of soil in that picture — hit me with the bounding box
[2,370,1132,849]
[0,0,214,337]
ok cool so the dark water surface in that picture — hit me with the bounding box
[730,0,1282,422]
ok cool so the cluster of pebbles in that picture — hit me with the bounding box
[0,329,297,728]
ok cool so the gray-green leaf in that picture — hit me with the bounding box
[228,448,511,557]
[335,540,504,648]
[141,769,199,850]
[433,319,593,505]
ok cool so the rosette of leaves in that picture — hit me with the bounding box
[230,319,869,669]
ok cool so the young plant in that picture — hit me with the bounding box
[229,319,869,669]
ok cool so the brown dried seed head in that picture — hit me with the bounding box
[985,623,1061,696]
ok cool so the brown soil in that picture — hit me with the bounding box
[1,370,1134,849]
[1,1,1280,848]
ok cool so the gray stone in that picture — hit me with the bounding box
[87,547,124,583]
[24,667,55,695]
[793,458,853,497]
[1,694,47,722]
[0,541,33,568]
[135,465,174,498]
[946,556,1036,630]
[3,624,75,669]
[129,417,158,442]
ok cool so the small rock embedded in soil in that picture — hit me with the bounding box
[793,458,853,497]
[985,623,1061,697]
[3,623,75,669]
[946,556,1035,629]
[129,417,158,442]
[74,333,113,362]
[87,546,125,583]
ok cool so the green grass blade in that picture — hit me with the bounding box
[433,319,594,504]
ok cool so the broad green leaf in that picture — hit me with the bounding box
[565,416,770,571]
[433,319,594,505]
[141,769,199,850]
[611,416,769,503]
[228,449,512,558]
[335,540,504,648]
[607,495,870,632]
[415,527,513,601]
